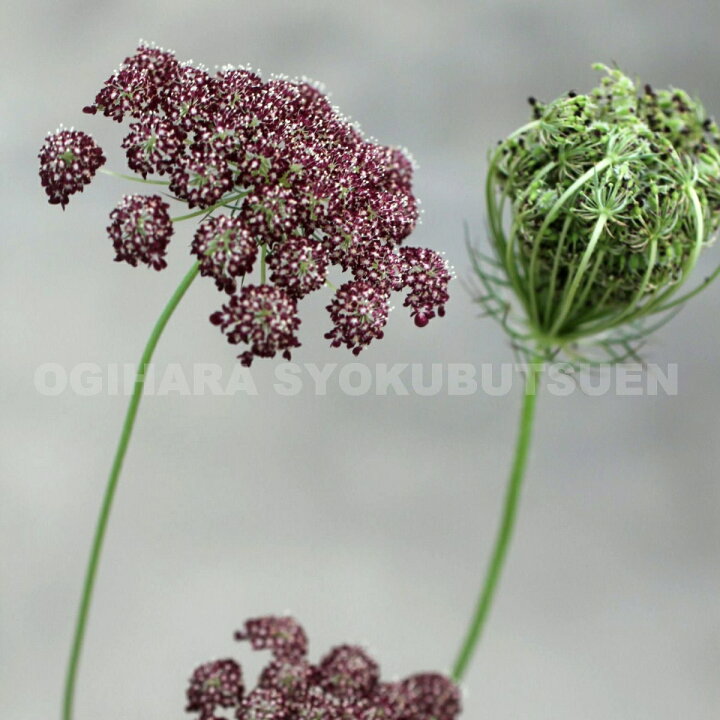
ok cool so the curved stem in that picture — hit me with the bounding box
[62,261,201,720]
[451,359,542,682]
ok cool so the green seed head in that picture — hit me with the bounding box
[475,64,720,362]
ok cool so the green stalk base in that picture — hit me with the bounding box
[62,261,200,720]
[452,361,541,682]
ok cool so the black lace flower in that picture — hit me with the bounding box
[38,128,106,208]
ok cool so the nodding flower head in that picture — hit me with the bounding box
[42,43,452,364]
[187,616,461,720]
[38,128,106,208]
[477,64,720,363]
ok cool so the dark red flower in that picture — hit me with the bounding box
[186,658,244,720]
[318,645,380,700]
[84,43,180,121]
[238,185,309,246]
[192,215,257,293]
[267,237,329,298]
[241,687,288,720]
[186,619,460,720]
[169,144,234,209]
[38,128,106,208]
[107,194,173,270]
[210,288,302,366]
[235,616,309,661]
[325,281,391,355]
[122,117,187,177]
[258,658,316,705]
[162,64,219,131]
[215,67,264,122]
[391,674,461,720]
[349,240,405,292]
[54,44,451,365]
[399,247,452,327]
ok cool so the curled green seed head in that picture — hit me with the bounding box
[474,64,720,363]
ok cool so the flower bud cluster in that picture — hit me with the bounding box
[482,64,720,356]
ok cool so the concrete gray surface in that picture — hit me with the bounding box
[2,1,720,718]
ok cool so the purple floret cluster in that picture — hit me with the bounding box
[187,616,461,720]
[38,43,451,364]
[38,127,106,208]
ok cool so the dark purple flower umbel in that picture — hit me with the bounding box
[38,128,105,208]
[267,237,329,298]
[83,44,181,122]
[318,645,380,700]
[107,194,173,270]
[187,617,461,720]
[169,145,235,209]
[235,615,309,661]
[192,214,258,294]
[43,43,452,363]
[325,281,391,355]
[389,674,461,720]
[186,658,244,720]
[399,247,452,327]
[241,687,287,720]
[258,658,316,706]
[122,117,187,178]
[210,286,302,366]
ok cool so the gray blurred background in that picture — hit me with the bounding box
[2,1,720,718]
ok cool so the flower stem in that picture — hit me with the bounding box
[260,244,267,284]
[171,192,249,223]
[451,359,542,682]
[62,260,201,720]
[100,168,170,185]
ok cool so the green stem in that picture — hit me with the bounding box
[62,261,201,720]
[171,192,248,223]
[260,244,267,284]
[452,359,542,682]
[100,168,170,185]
